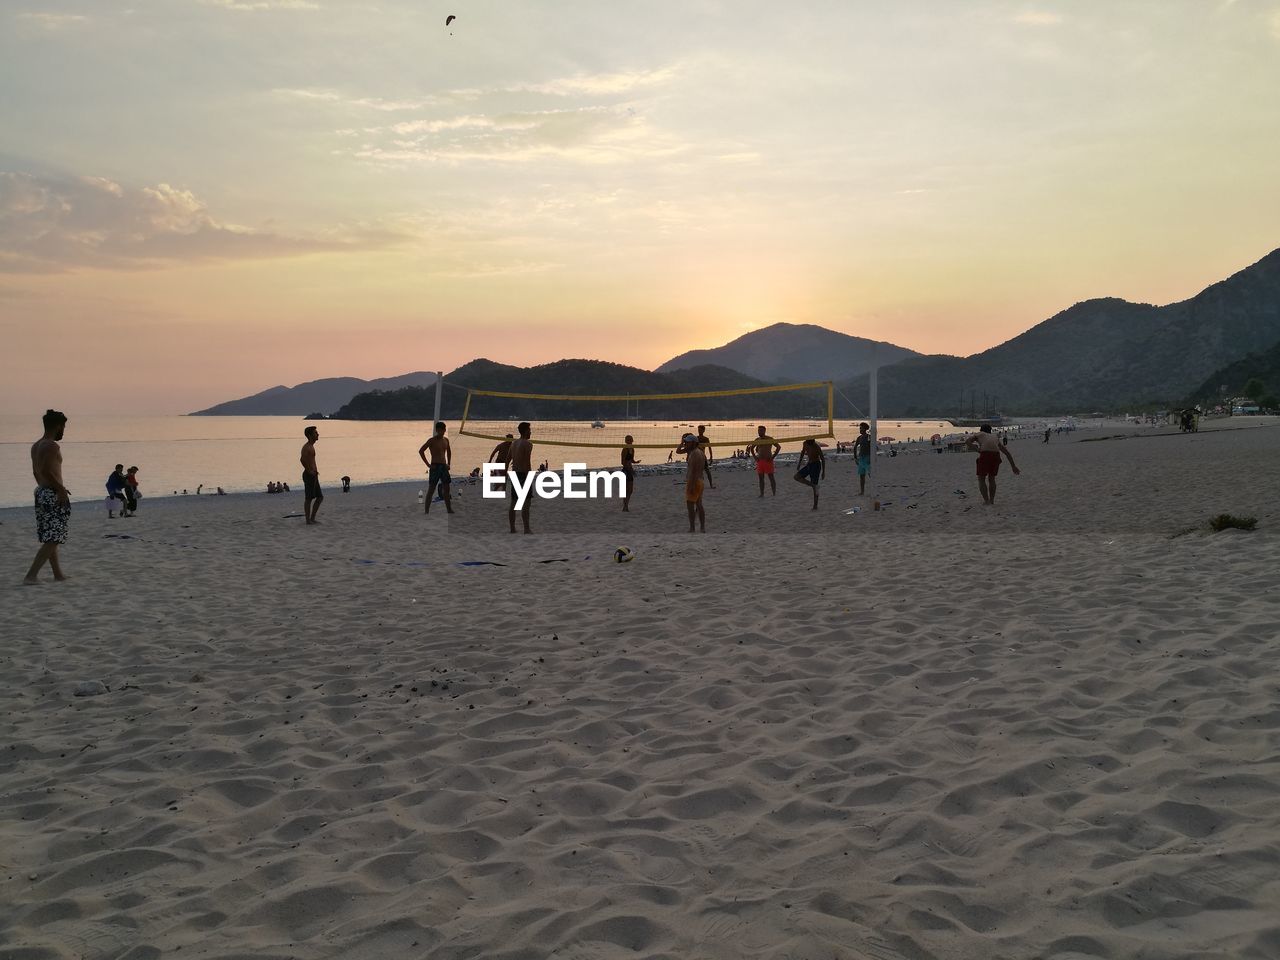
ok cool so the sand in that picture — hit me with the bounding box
[2,419,1279,959]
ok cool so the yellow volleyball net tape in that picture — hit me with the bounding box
[459,381,834,449]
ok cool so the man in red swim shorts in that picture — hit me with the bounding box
[965,424,1020,505]
[747,424,781,497]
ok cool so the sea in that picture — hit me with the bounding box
[0,415,966,510]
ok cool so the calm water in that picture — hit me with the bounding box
[0,415,961,509]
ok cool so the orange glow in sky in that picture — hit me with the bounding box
[2,1,1278,411]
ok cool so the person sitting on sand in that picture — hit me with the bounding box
[508,422,534,534]
[682,433,711,533]
[746,425,780,497]
[965,424,1020,505]
[793,437,825,510]
[621,435,640,512]
[417,421,453,515]
[300,426,323,525]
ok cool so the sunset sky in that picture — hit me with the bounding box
[2,0,1278,412]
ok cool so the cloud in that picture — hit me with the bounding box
[351,107,689,167]
[16,12,88,28]
[275,88,481,112]
[0,172,400,273]
[201,0,318,10]
[1272,9,1280,39]
[511,67,679,97]
[1012,10,1064,26]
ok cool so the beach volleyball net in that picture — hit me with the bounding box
[458,381,834,449]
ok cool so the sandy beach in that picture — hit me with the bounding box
[3,420,1279,959]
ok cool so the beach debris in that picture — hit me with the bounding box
[1209,513,1257,532]
[73,680,109,697]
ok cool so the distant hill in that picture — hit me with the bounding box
[835,248,1280,416]
[190,371,440,416]
[331,359,828,420]
[1190,338,1280,405]
[656,322,918,381]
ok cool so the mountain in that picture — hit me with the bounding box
[330,359,826,420]
[655,322,919,381]
[834,248,1280,416]
[1190,338,1280,405]
[189,372,441,416]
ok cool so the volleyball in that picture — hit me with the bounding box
[614,546,635,563]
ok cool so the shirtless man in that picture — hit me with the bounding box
[621,434,640,512]
[965,424,1020,505]
[793,437,826,510]
[682,433,711,533]
[853,422,872,495]
[417,421,453,514]
[746,425,781,497]
[25,409,71,584]
[695,424,715,483]
[508,421,534,534]
[300,425,323,525]
[489,434,514,467]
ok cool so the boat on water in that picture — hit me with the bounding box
[948,415,1005,428]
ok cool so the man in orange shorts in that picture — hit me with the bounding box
[965,424,1020,505]
[746,424,781,497]
[682,433,710,532]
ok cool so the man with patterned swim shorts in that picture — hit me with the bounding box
[682,433,711,533]
[25,409,71,585]
[965,424,1020,505]
[747,424,781,498]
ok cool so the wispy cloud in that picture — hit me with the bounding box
[16,12,88,29]
[201,0,318,11]
[352,107,689,168]
[0,171,399,273]
[511,67,679,97]
[1012,10,1064,26]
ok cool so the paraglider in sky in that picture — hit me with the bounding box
[446,14,456,26]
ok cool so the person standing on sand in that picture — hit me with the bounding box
[106,464,128,518]
[489,434,514,467]
[621,435,640,512]
[301,425,323,525]
[508,421,534,534]
[853,422,872,495]
[746,425,780,497]
[26,410,71,584]
[682,433,710,532]
[696,425,714,481]
[793,437,825,510]
[965,424,1020,505]
[124,466,140,515]
[418,421,453,514]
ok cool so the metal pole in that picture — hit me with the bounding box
[868,345,879,492]
[433,371,443,423]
